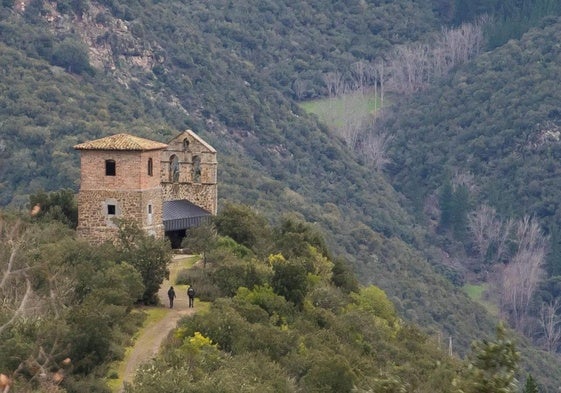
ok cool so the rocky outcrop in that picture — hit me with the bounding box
[36,1,164,86]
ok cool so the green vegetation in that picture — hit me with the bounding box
[0,214,144,392]
[379,14,561,392]
[464,284,499,316]
[114,220,173,304]
[124,208,522,393]
[464,284,486,300]
[450,0,561,48]
[106,308,168,392]
[300,92,380,129]
[3,0,561,391]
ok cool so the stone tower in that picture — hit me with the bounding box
[161,130,218,214]
[74,133,168,243]
[74,130,217,245]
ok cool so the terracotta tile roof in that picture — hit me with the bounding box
[74,133,168,151]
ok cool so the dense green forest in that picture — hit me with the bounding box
[3,0,561,391]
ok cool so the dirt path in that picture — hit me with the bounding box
[118,256,196,392]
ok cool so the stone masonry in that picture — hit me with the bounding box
[74,131,217,244]
[161,130,218,214]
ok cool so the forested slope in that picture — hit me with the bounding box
[385,16,561,273]
[2,0,561,390]
[382,16,561,390]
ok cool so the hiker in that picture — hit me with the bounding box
[167,286,176,308]
[187,285,195,308]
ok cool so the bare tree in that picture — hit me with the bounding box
[0,217,72,388]
[0,218,33,336]
[468,205,500,261]
[351,60,368,94]
[451,170,479,194]
[361,130,393,171]
[384,19,485,96]
[293,79,307,100]
[496,218,514,265]
[468,205,514,268]
[323,71,345,97]
[500,216,547,333]
[374,61,385,109]
[539,299,561,353]
[336,91,371,148]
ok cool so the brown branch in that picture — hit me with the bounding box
[0,277,32,335]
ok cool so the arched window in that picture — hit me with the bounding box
[183,138,190,151]
[169,155,180,182]
[147,158,153,176]
[105,159,116,176]
[192,155,201,183]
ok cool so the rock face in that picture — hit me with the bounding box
[36,1,163,84]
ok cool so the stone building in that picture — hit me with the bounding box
[74,130,217,246]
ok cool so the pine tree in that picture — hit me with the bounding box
[439,180,454,232]
[465,323,520,393]
[523,374,540,393]
[451,183,470,241]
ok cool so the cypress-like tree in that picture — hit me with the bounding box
[439,180,454,232]
[452,183,470,241]
[523,374,540,393]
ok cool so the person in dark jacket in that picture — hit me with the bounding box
[167,286,176,308]
[187,285,195,308]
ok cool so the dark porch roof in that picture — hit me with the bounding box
[163,200,211,231]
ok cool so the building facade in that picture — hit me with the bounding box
[74,130,217,245]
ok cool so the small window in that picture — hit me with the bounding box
[183,138,190,151]
[107,204,116,215]
[147,203,153,225]
[105,160,116,176]
[147,158,153,176]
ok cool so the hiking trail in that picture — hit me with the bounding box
[117,255,197,392]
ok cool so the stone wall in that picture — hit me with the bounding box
[77,148,164,244]
[77,188,164,244]
[160,130,218,214]
[80,150,162,191]
[161,183,217,214]
[76,130,217,244]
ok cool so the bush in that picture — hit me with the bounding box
[51,37,93,75]
[175,267,221,301]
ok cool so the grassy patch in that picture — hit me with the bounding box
[107,307,168,392]
[173,254,200,270]
[464,284,486,299]
[300,91,381,129]
[463,283,499,316]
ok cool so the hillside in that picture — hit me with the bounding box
[2,0,561,390]
[384,16,561,290]
[382,15,561,390]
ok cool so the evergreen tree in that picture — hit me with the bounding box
[546,225,561,276]
[464,323,520,393]
[451,183,470,241]
[439,180,454,232]
[523,374,540,393]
